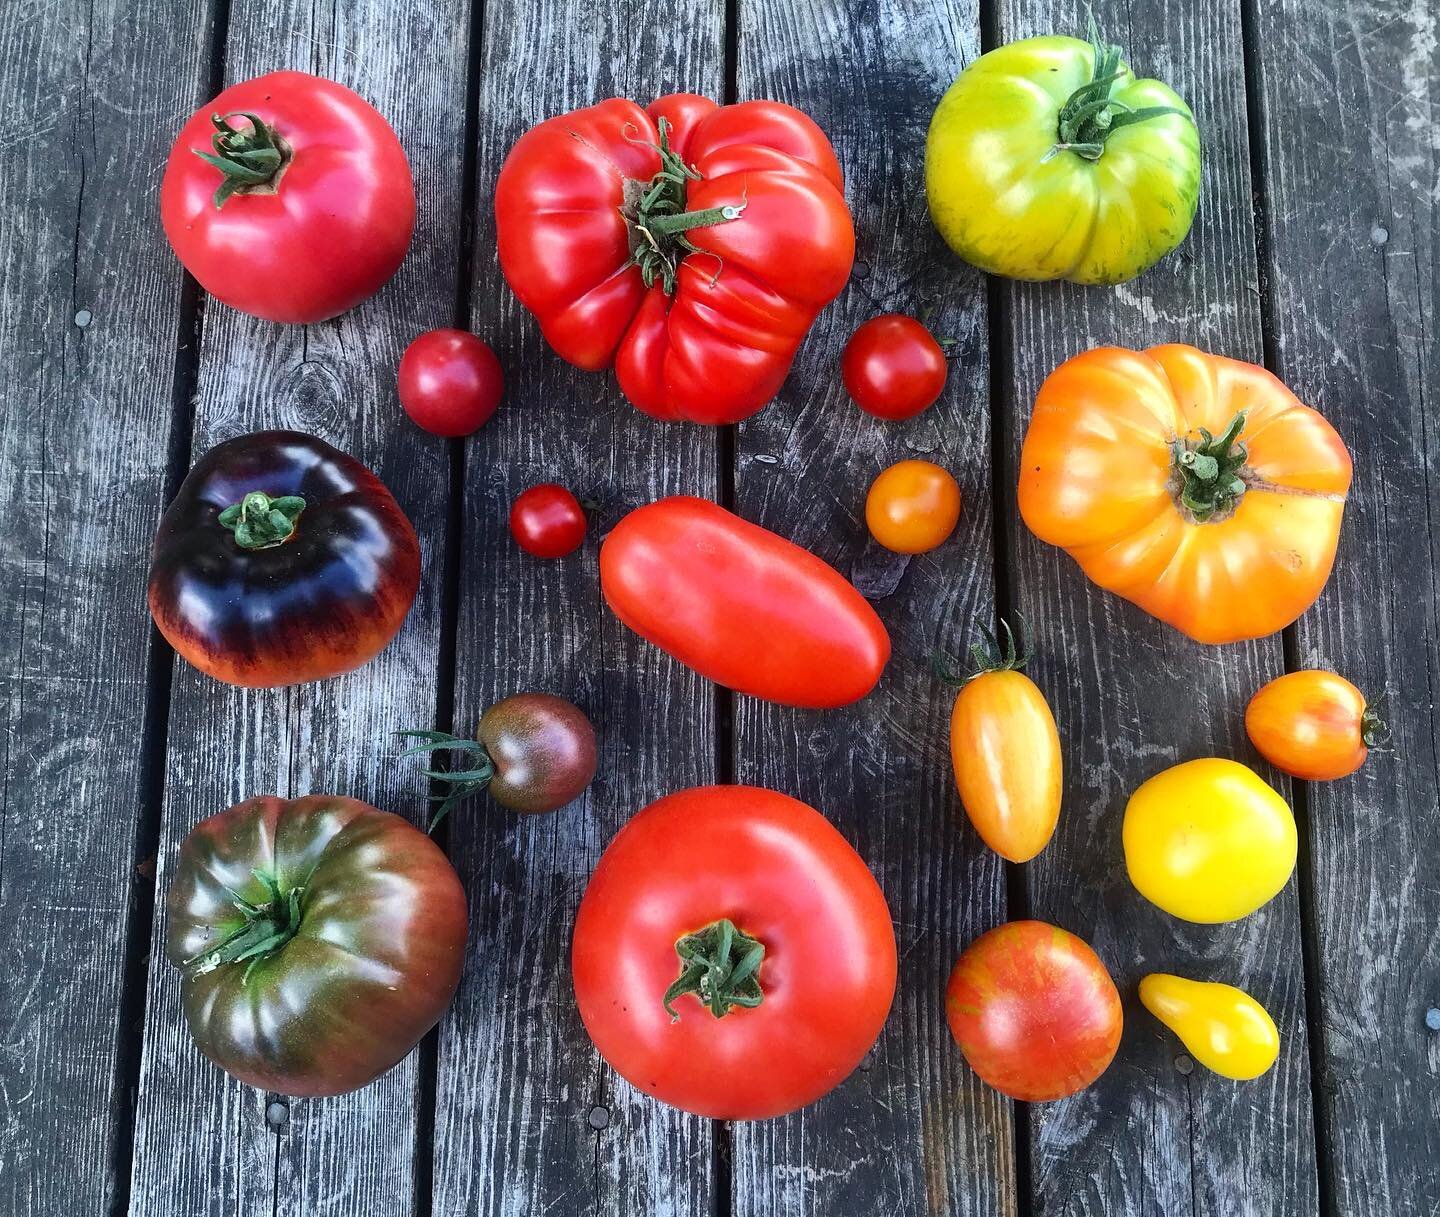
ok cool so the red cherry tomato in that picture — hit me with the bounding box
[160,71,415,324]
[509,485,587,558]
[398,329,503,437]
[947,920,1122,1101]
[573,785,897,1119]
[841,314,948,420]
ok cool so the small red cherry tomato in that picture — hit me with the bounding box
[947,920,1122,1102]
[1245,669,1386,781]
[841,314,948,420]
[865,459,961,553]
[397,329,503,437]
[510,485,587,558]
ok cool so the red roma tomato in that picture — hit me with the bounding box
[1245,669,1386,781]
[510,485,587,558]
[947,920,1122,1102]
[842,315,949,419]
[865,459,962,554]
[600,497,890,707]
[573,786,897,1119]
[496,94,854,423]
[161,71,415,324]
[398,329,503,436]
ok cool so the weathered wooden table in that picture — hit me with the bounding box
[2,0,1435,1213]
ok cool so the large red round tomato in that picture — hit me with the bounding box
[161,71,415,324]
[946,920,1122,1101]
[495,94,854,423]
[573,786,896,1119]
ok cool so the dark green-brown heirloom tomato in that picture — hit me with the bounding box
[166,795,467,1097]
[148,430,421,687]
[926,22,1200,284]
[400,692,597,824]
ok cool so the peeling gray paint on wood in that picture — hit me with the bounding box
[1251,1,1440,1212]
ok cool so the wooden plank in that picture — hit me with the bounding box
[429,3,723,1214]
[730,3,1014,1214]
[128,2,470,1214]
[995,1,1320,1212]
[0,2,213,1214]
[1248,1,1439,1211]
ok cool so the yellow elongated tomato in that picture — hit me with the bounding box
[1246,670,1385,781]
[1123,759,1296,923]
[944,624,1061,863]
[1018,345,1352,644]
[865,459,962,555]
[1139,974,1280,1080]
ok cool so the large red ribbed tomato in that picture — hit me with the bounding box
[495,94,854,424]
[573,786,896,1119]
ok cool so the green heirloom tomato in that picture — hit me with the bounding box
[926,27,1200,284]
[166,795,468,1097]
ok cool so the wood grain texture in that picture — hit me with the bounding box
[731,3,1014,1215]
[128,2,470,1214]
[994,1,1320,1213]
[430,3,723,1214]
[0,2,212,1214]
[1248,1,1439,1211]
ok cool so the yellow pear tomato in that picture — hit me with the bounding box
[1139,973,1280,1080]
[1123,759,1295,922]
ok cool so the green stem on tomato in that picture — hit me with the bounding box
[396,730,496,831]
[662,918,766,1021]
[1171,410,1249,522]
[184,869,305,984]
[933,615,1032,685]
[218,491,305,550]
[1051,17,1188,161]
[193,111,293,208]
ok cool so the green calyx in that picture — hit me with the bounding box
[629,117,745,294]
[193,111,292,208]
[184,869,304,984]
[396,730,495,831]
[1361,693,1392,750]
[934,615,1031,685]
[1171,410,1249,522]
[1052,18,1188,160]
[218,491,305,550]
[663,918,765,1021]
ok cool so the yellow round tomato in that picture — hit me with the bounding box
[926,32,1199,284]
[1139,973,1280,1080]
[1123,759,1296,923]
[1019,345,1351,644]
[1246,670,1383,781]
[865,460,961,555]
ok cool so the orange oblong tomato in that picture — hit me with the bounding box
[1246,669,1386,780]
[1018,345,1352,644]
[941,622,1061,863]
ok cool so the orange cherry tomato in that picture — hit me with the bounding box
[865,459,961,554]
[1018,345,1352,644]
[942,621,1061,862]
[1245,670,1386,780]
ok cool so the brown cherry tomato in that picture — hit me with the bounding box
[398,328,503,437]
[1245,669,1386,781]
[400,692,597,824]
[865,459,961,554]
[841,314,948,420]
[947,920,1122,1102]
[510,484,588,558]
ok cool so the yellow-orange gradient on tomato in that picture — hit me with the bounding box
[1245,669,1384,781]
[943,622,1061,863]
[1018,345,1351,644]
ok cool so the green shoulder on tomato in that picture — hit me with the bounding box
[926,30,1200,284]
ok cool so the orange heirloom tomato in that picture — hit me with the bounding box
[865,459,962,554]
[941,622,1061,863]
[1018,345,1352,644]
[1246,670,1386,781]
